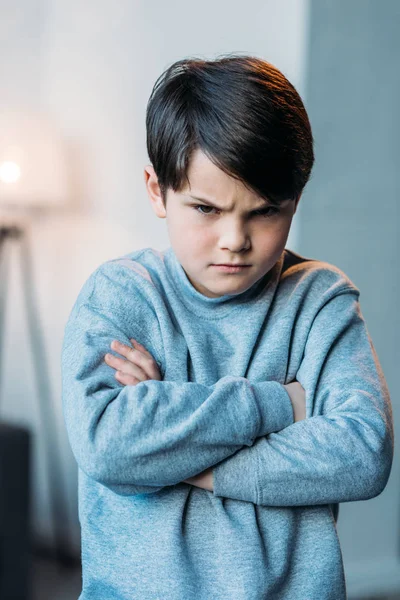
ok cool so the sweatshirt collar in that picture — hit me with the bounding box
[164,246,285,319]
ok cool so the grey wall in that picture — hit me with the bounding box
[0,2,46,111]
[298,0,400,596]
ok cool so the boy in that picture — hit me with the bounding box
[61,55,394,599]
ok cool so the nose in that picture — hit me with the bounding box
[218,220,251,253]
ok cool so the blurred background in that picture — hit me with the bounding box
[0,0,398,598]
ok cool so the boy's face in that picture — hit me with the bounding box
[144,149,300,298]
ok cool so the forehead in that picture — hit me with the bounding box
[183,149,253,199]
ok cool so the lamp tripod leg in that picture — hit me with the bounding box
[0,229,12,398]
[18,227,75,566]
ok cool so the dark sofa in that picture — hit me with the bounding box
[0,422,31,599]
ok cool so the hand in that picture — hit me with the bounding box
[104,338,162,385]
[184,467,214,492]
[283,380,306,422]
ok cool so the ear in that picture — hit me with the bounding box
[144,164,167,219]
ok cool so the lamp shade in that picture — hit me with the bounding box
[0,111,69,210]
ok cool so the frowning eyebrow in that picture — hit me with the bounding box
[186,194,275,212]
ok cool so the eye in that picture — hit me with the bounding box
[252,207,280,218]
[193,204,217,215]
[192,204,281,218]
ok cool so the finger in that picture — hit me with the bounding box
[130,338,153,358]
[105,353,147,381]
[110,341,145,366]
[129,340,163,378]
[115,370,140,386]
[112,339,151,363]
[111,340,137,355]
[111,340,149,364]
[130,339,161,370]
[110,340,162,381]
[113,340,159,376]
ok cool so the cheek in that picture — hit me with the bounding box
[267,217,292,240]
[185,221,214,248]
[255,221,290,255]
[169,216,212,254]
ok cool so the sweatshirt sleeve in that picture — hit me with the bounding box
[212,287,394,506]
[61,264,294,497]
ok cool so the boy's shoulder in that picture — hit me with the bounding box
[91,247,164,287]
[281,248,360,296]
[70,247,163,317]
[101,246,162,277]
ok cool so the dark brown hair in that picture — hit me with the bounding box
[146,54,314,207]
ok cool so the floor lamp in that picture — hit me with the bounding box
[0,111,74,565]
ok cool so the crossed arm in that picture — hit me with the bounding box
[61,288,393,505]
[105,337,216,492]
[103,339,305,493]
[62,300,295,496]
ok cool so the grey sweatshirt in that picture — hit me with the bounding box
[61,246,394,599]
